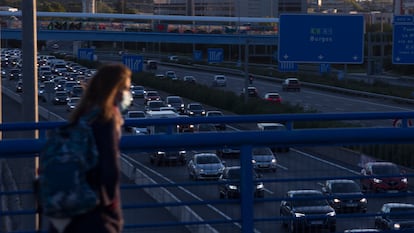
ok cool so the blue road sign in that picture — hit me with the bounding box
[122,55,143,72]
[78,48,94,61]
[278,62,298,72]
[278,14,364,64]
[320,63,331,74]
[193,50,203,61]
[207,48,223,63]
[393,15,414,64]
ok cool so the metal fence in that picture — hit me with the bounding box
[1,112,414,233]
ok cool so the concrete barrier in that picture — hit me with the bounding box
[120,157,218,233]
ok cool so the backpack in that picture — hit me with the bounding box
[38,111,100,219]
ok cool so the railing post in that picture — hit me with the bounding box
[240,144,254,233]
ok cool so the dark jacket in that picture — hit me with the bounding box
[49,116,123,233]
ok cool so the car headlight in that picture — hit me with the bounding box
[402,178,408,183]
[333,198,341,203]
[360,198,367,203]
[256,183,264,189]
[157,151,165,155]
[179,150,186,155]
[327,211,336,217]
[228,185,238,190]
[294,212,305,218]
[202,111,206,115]
[373,178,382,183]
[271,158,277,163]
[252,160,256,164]
[393,223,401,230]
[180,104,184,107]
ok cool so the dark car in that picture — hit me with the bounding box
[165,96,185,113]
[15,80,23,92]
[144,90,161,104]
[149,149,186,166]
[374,203,414,231]
[53,91,69,105]
[321,179,367,213]
[218,166,264,199]
[360,162,408,193]
[241,86,258,97]
[185,103,206,116]
[280,189,336,233]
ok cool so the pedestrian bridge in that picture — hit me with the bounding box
[0,11,278,45]
[1,112,414,233]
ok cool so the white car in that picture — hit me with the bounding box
[187,153,225,180]
[212,75,227,87]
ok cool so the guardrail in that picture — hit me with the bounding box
[2,112,414,233]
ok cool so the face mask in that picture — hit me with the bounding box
[119,90,132,111]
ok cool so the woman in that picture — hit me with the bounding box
[49,63,132,233]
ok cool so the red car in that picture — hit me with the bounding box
[264,92,282,103]
[360,162,408,193]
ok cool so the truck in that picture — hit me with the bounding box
[146,110,187,166]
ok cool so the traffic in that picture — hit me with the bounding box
[2,47,414,233]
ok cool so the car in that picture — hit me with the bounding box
[168,55,178,62]
[165,95,185,113]
[130,85,145,98]
[187,153,225,180]
[8,68,21,80]
[205,110,226,130]
[216,145,240,158]
[257,123,290,152]
[212,75,227,87]
[282,77,301,91]
[177,115,195,133]
[241,86,258,97]
[144,90,161,104]
[145,100,166,112]
[185,102,206,116]
[70,85,83,98]
[280,189,336,233]
[146,60,157,70]
[15,80,23,92]
[218,166,264,199]
[360,162,408,193]
[66,97,80,112]
[264,92,282,103]
[124,110,147,134]
[196,123,217,132]
[150,149,187,166]
[165,70,178,80]
[183,76,196,84]
[374,203,414,231]
[155,74,165,79]
[321,179,367,213]
[251,147,277,172]
[53,91,69,105]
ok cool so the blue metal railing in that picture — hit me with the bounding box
[1,112,414,233]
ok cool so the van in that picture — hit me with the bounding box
[146,60,157,70]
[146,110,186,166]
[257,123,290,152]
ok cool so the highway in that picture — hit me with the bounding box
[2,63,414,233]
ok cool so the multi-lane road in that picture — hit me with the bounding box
[3,63,414,233]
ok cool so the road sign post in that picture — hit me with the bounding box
[278,14,364,64]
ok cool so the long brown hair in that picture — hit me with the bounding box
[69,63,131,123]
